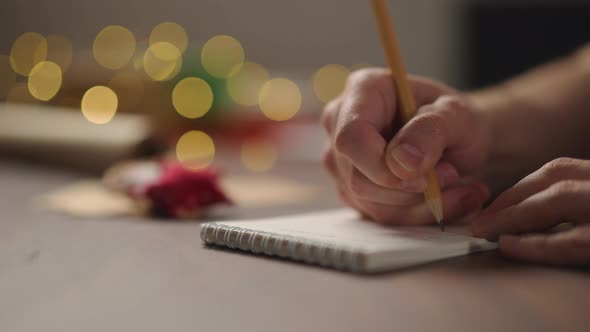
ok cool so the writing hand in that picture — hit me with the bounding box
[322,68,490,225]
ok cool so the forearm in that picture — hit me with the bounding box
[468,45,590,194]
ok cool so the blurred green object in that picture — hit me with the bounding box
[169,48,233,124]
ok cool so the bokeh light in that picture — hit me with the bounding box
[0,54,17,98]
[240,140,277,172]
[201,35,244,78]
[108,71,144,111]
[81,86,118,124]
[227,62,269,106]
[149,22,188,54]
[176,130,215,170]
[313,64,350,103]
[172,77,213,119]
[258,78,301,121]
[93,25,136,70]
[27,61,62,101]
[46,34,73,73]
[10,32,47,76]
[143,42,182,81]
[5,83,37,104]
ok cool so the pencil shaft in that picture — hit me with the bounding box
[369,0,415,122]
[369,0,444,225]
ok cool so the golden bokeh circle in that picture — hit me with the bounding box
[27,61,63,101]
[258,78,302,121]
[240,140,277,172]
[201,35,244,78]
[227,62,269,106]
[149,22,188,54]
[172,77,213,119]
[176,130,215,170]
[10,32,48,76]
[46,34,73,73]
[93,25,136,70]
[143,42,182,81]
[312,64,350,103]
[81,86,118,124]
[108,71,144,111]
[0,54,17,98]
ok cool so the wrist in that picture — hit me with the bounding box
[464,86,534,195]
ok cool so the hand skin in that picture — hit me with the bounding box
[322,44,590,265]
[322,69,491,225]
[472,158,590,265]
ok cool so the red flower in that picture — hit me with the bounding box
[141,162,231,218]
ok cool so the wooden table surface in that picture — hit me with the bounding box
[0,160,588,332]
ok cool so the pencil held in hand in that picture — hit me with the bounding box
[369,0,445,230]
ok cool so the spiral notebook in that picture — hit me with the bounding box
[200,209,497,273]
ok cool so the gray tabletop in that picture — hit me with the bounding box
[0,160,588,332]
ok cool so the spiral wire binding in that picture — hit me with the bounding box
[200,223,366,272]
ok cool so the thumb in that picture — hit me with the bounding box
[386,95,472,180]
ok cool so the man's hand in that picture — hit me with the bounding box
[322,68,491,225]
[473,157,590,265]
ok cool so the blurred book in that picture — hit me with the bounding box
[0,103,159,172]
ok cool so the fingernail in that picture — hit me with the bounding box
[398,176,427,192]
[391,143,423,172]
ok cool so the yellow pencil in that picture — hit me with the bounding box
[369,0,445,231]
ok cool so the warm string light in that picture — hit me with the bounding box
[240,140,277,172]
[81,86,118,124]
[0,25,360,173]
[149,22,188,54]
[201,35,244,78]
[227,62,269,107]
[93,25,136,70]
[312,64,350,103]
[172,77,213,119]
[46,34,73,73]
[10,32,47,76]
[258,78,302,121]
[143,41,182,81]
[176,130,215,170]
[27,61,62,101]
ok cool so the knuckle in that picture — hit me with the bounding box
[542,158,578,180]
[551,180,581,196]
[347,68,390,91]
[436,95,467,124]
[411,112,447,141]
[438,95,467,112]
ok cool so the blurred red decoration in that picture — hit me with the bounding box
[137,162,231,218]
